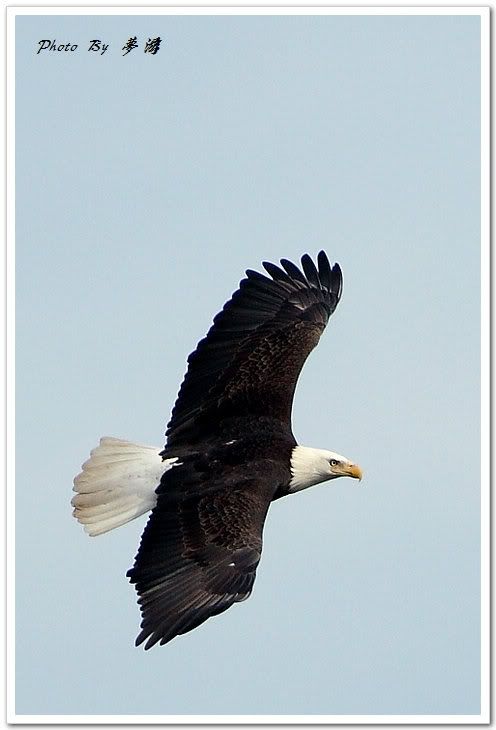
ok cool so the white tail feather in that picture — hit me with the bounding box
[72,437,170,536]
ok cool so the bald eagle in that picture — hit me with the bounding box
[72,252,362,649]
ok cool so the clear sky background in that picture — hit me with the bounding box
[15,12,481,717]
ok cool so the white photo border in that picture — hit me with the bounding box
[6,5,490,724]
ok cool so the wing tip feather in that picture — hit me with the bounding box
[262,251,343,300]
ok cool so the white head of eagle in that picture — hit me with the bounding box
[72,251,363,650]
[288,446,362,492]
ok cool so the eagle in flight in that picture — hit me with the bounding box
[72,251,362,649]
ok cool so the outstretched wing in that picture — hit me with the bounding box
[166,252,342,447]
[127,459,277,649]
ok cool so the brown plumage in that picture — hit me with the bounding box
[126,252,343,648]
[164,251,342,446]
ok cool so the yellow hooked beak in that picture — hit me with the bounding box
[342,463,363,481]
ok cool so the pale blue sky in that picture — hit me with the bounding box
[16,13,481,716]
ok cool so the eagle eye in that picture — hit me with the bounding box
[330,459,339,467]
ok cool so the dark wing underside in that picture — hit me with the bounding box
[165,252,342,448]
[127,459,278,649]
